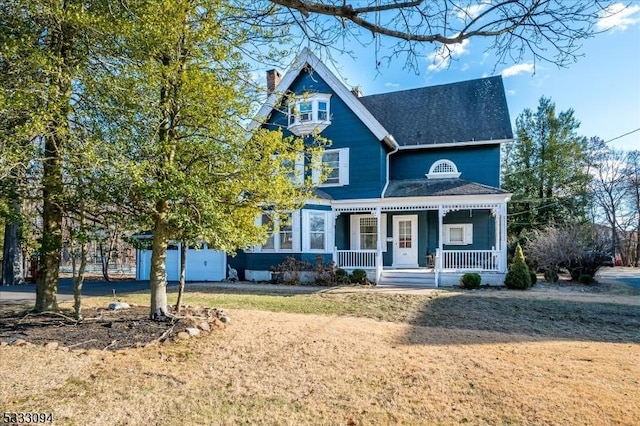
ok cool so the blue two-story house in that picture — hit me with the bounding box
[234,48,512,286]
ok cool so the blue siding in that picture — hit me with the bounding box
[239,253,332,272]
[264,70,388,199]
[335,214,349,249]
[390,145,501,187]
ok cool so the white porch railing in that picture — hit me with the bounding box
[441,250,501,271]
[334,249,377,269]
[334,249,501,272]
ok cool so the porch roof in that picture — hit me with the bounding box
[384,178,509,198]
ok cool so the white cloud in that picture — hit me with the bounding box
[506,89,516,96]
[501,63,534,77]
[596,3,640,31]
[427,39,470,72]
[456,2,489,20]
[384,82,400,88]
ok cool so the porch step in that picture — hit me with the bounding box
[378,269,436,287]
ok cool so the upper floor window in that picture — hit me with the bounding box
[287,94,332,136]
[312,148,349,187]
[426,159,461,179]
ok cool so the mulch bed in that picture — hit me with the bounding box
[0,305,227,351]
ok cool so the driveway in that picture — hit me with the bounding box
[0,279,157,305]
[596,267,640,289]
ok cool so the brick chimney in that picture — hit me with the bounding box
[266,69,281,94]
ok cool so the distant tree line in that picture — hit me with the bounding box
[502,97,640,268]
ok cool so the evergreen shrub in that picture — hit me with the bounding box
[505,244,532,290]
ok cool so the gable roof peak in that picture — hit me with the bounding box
[251,48,397,149]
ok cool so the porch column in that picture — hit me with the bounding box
[332,209,340,265]
[436,205,444,287]
[374,207,383,283]
[500,202,508,273]
[494,207,500,271]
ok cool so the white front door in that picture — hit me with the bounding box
[393,215,418,267]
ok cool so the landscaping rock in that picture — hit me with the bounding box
[185,327,200,337]
[176,331,190,340]
[108,301,131,310]
[219,315,231,324]
[13,339,28,346]
[197,322,211,332]
[44,341,59,351]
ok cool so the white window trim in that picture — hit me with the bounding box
[287,93,332,135]
[302,210,333,252]
[272,152,305,186]
[350,214,387,252]
[312,147,349,187]
[443,223,473,245]
[254,211,300,253]
[426,159,461,179]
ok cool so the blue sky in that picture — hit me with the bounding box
[312,2,640,152]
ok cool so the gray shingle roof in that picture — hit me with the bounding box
[359,76,513,147]
[384,178,509,198]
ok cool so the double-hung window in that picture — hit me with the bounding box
[350,214,387,251]
[302,210,332,252]
[258,212,298,252]
[312,148,349,187]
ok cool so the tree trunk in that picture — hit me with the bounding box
[2,216,24,286]
[36,132,64,312]
[149,201,170,319]
[35,13,73,312]
[73,239,88,320]
[175,242,187,313]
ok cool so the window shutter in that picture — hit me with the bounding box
[311,153,321,185]
[339,148,349,185]
[294,152,304,185]
[464,224,474,245]
[326,211,334,253]
[381,213,387,252]
[292,210,301,251]
[350,215,359,250]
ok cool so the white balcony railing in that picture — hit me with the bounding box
[441,250,501,271]
[334,249,377,269]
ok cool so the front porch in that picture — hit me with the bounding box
[335,248,504,287]
[331,198,509,287]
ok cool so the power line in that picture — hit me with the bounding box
[604,127,640,145]
[501,127,640,179]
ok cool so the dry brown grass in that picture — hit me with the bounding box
[1,285,639,425]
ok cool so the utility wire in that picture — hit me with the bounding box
[501,127,640,179]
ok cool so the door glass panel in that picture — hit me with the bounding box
[398,220,412,248]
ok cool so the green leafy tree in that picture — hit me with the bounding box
[88,0,322,318]
[502,97,591,237]
[0,0,119,310]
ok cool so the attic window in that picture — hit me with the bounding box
[426,159,461,179]
[287,94,331,136]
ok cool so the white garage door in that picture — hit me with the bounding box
[136,244,226,281]
[185,246,226,281]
